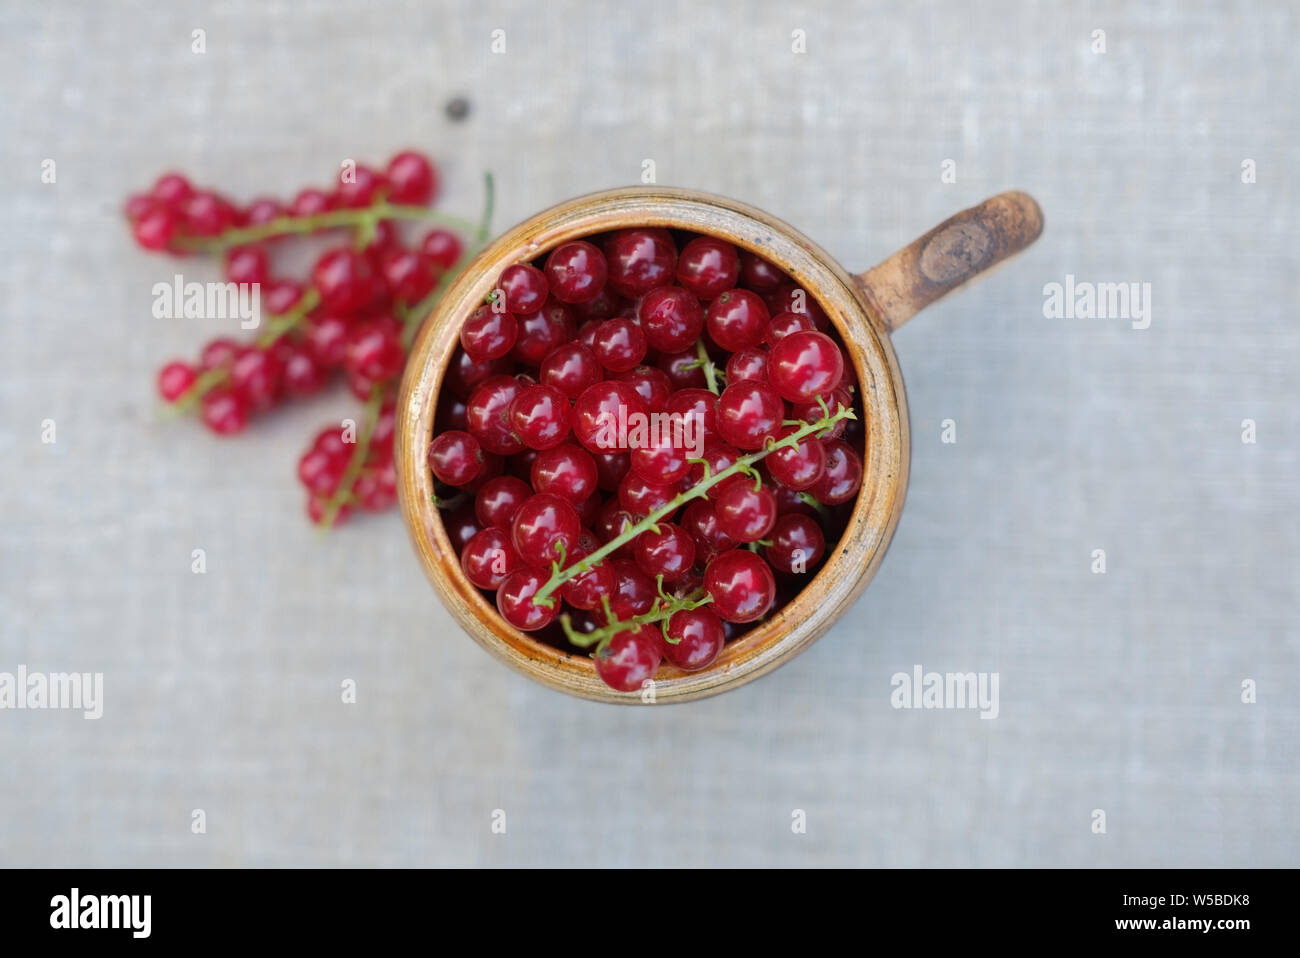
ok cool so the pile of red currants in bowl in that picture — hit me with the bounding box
[427,228,866,692]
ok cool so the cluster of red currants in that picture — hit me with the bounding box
[127,151,478,526]
[426,227,865,692]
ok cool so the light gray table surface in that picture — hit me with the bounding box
[1,0,1296,867]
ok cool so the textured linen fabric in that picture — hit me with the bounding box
[0,0,1296,866]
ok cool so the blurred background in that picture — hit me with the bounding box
[1,0,1296,866]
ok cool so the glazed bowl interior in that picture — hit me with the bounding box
[396,187,910,703]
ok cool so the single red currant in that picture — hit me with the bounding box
[703,550,776,623]
[385,151,439,205]
[462,527,522,589]
[663,608,726,671]
[592,318,648,372]
[713,477,778,542]
[705,289,769,351]
[428,430,484,486]
[313,248,375,313]
[545,241,608,303]
[496,566,557,631]
[157,361,197,402]
[638,285,705,353]
[199,385,250,435]
[475,475,532,529]
[460,304,518,361]
[716,380,784,450]
[676,236,740,299]
[512,493,581,568]
[497,263,549,315]
[635,523,696,581]
[530,444,598,502]
[765,514,826,574]
[765,424,828,490]
[604,228,677,297]
[594,625,663,692]
[540,342,601,398]
[809,439,863,505]
[738,250,786,291]
[420,228,463,270]
[465,375,527,455]
[768,330,845,402]
[725,347,769,384]
[507,384,572,450]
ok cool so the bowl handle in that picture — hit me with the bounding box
[854,191,1043,332]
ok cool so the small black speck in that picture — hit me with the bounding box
[445,96,471,122]
[841,549,848,556]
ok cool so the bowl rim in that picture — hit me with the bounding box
[396,186,910,703]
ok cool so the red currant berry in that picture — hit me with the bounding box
[739,250,786,291]
[635,522,696,581]
[427,430,484,485]
[768,330,845,403]
[498,264,549,315]
[725,347,769,384]
[571,286,626,322]
[157,361,197,402]
[385,151,439,205]
[606,559,657,620]
[475,475,532,529]
[544,241,608,304]
[420,228,463,270]
[180,190,236,236]
[510,301,569,365]
[224,245,270,286]
[638,286,705,353]
[531,444,598,502]
[344,316,405,383]
[151,172,194,210]
[604,228,677,298]
[592,318,647,373]
[460,304,518,361]
[614,365,672,413]
[591,449,631,492]
[298,446,346,496]
[713,477,778,542]
[594,625,663,692]
[290,188,335,219]
[561,547,616,612]
[703,550,776,623]
[765,283,829,330]
[663,608,726,671]
[680,499,737,562]
[809,439,863,505]
[335,164,387,209]
[281,343,329,397]
[790,386,853,438]
[540,342,601,398]
[629,435,691,484]
[663,388,718,439]
[243,197,283,228]
[354,462,397,511]
[765,424,827,490]
[508,383,572,450]
[496,566,557,631]
[572,381,648,453]
[595,500,642,558]
[199,385,249,435]
[303,314,352,368]
[717,380,784,450]
[765,514,826,574]
[263,280,305,315]
[124,193,156,221]
[512,493,581,568]
[765,310,816,345]
[229,346,284,410]
[465,375,527,455]
[313,248,375,313]
[445,348,511,399]
[687,438,741,497]
[462,527,522,589]
[380,248,438,303]
[676,236,740,299]
[132,207,176,250]
[198,338,240,372]
[705,289,769,352]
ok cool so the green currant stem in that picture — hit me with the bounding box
[318,384,386,530]
[174,203,479,254]
[694,338,721,395]
[797,491,829,516]
[560,589,712,655]
[531,403,856,608]
[432,492,468,510]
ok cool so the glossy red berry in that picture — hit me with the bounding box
[716,380,784,450]
[768,330,845,403]
[281,343,328,397]
[224,245,270,286]
[809,439,863,505]
[765,514,826,574]
[507,384,572,450]
[629,435,691,484]
[687,439,741,497]
[638,286,704,354]
[199,385,249,435]
[618,471,678,516]
[151,172,194,210]
[335,163,386,209]
[703,549,776,623]
[705,289,769,352]
[313,248,375,313]
[739,250,786,291]
[725,347,769,384]
[595,501,641,559]
[475,475,532,529]
[604,228,677,297]
[460,304,518,361]
[498,264,549,315]
[465,375,527,455]
[658,349,708,390]
[420,229,463,270]
[663,388,718,439]
[243,197,283,228]
[592,318,647,372]
[385,151,439,205]
[545,241,608,303]
[765,310,816,345]
[229,346,284,410]
[462,527,522,589]
[561,533,616,610]
[290,188,335,219]
[428,430,484,485]
[606,559,658,620]
[530,444,598,502]
[594,625,663,692]
[180,190,236,236]
[676,236,740,299]
[540,342,601,398]
[496,566,557,631]
[613,365,672,413]
[572,381,647,453]
[765,424,828,490]
[344,316,405,383]
[512,493,581,568]
[791,386,853,438]
[379,248,438,303]
[713,477,778,542]
[442,504,483,553]
[635,523,696,581]
[663,608,726,671]
[157,361,197,402]
[510,302,569,365]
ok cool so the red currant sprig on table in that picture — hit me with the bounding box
[428,227,866,692]
[127,152,494,528]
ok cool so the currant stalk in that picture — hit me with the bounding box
[173,202,478,253]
